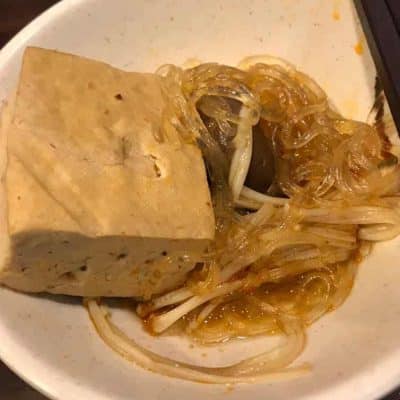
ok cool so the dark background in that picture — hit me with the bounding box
[0,1,399,399]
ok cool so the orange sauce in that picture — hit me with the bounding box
[332,0,341,21]
[332,10,340,21]
[354,41,364,55]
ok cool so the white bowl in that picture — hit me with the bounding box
[0,1,399,399]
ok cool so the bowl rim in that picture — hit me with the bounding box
[0,4,84,398]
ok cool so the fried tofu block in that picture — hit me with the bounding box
[0,47,214,298]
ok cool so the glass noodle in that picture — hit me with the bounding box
[87,55,400,383]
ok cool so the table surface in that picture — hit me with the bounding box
[0,1,399,399]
